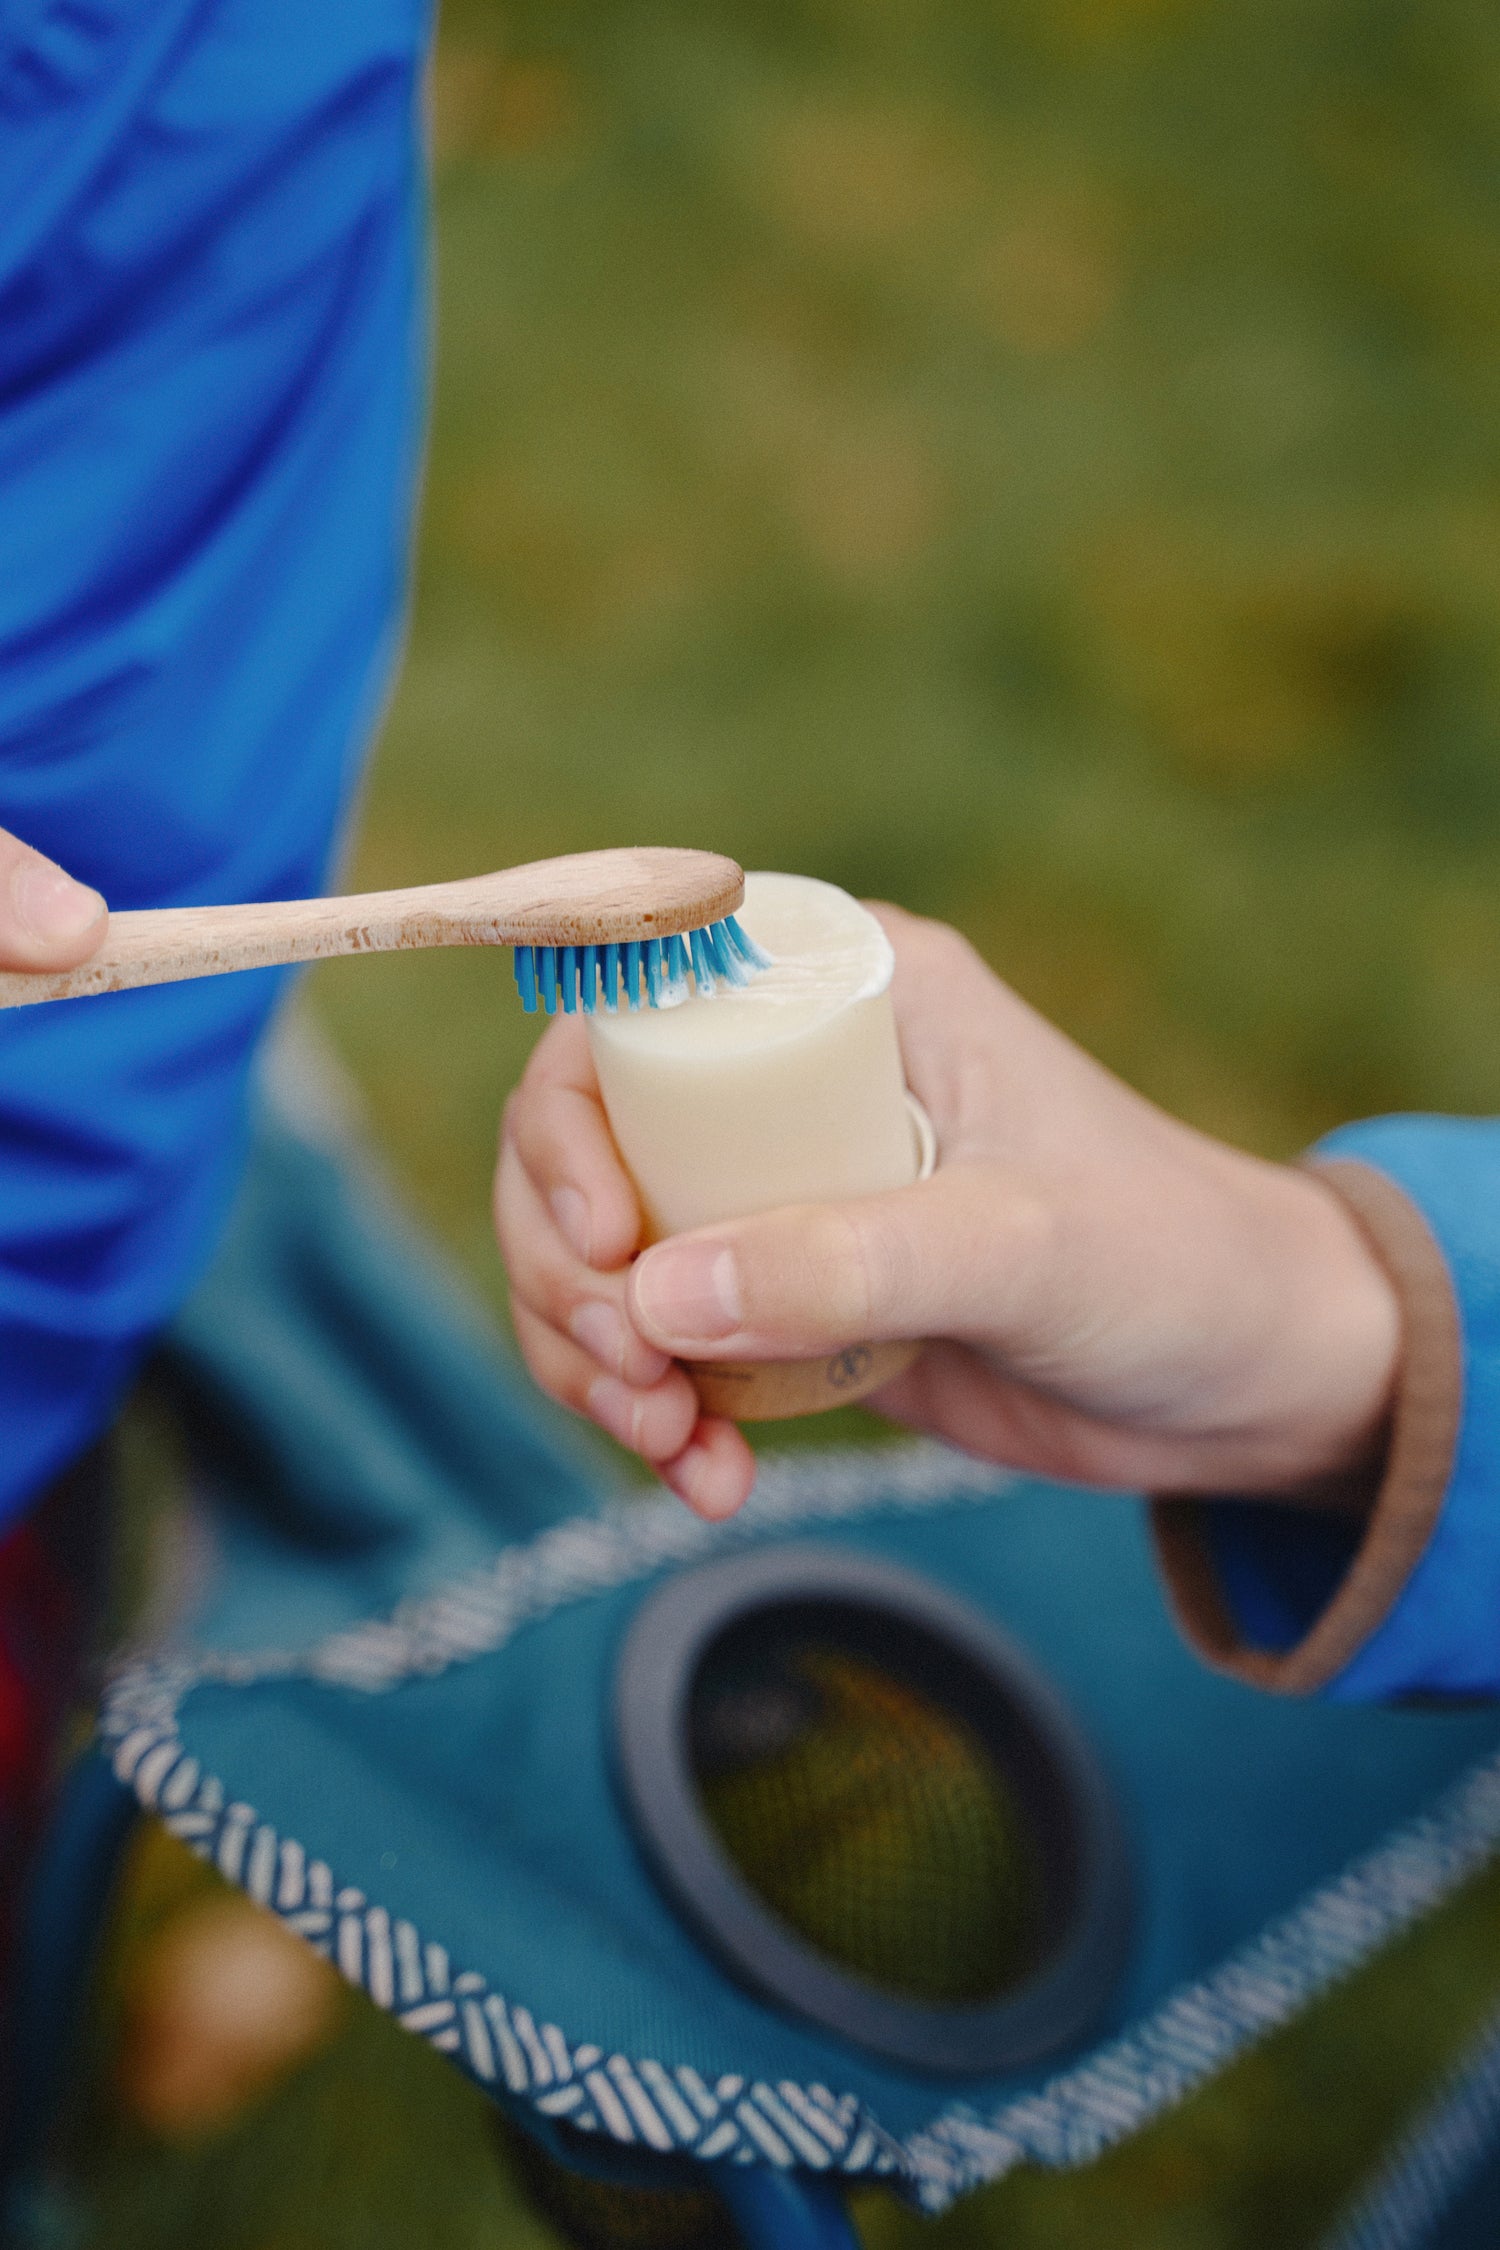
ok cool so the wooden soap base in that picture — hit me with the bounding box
[688,1339,919,1422]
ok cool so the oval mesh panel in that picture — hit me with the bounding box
[689,1635,1048,2006]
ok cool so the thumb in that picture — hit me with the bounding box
[627,1166,1050,1362]
[0,831,107,971]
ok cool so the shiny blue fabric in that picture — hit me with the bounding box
[0,0,429,1523]
[1205,1116,1500,1703]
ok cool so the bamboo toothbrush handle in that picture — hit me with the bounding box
[0,847,745,1009]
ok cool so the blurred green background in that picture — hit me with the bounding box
[82,0,1500,2243]
[322,0,1500,1301]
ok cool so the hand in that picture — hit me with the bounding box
[0,829,107,971]
[495,1016,757,1516]
[496,907,1400,1522]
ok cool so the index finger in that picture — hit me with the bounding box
[501,1015,643,1272]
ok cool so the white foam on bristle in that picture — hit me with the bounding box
[611,874,893,1050]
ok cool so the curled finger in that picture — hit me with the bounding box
[511,1301,700,1464]
[496,1140,670,1388]
[501,1016,640,1271]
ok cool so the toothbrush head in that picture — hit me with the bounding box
[513,914,770,1016]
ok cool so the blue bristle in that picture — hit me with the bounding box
[723,914,771,969]
[514,912,766,1018]
[660,930,690,1001]
[705,920,744,985]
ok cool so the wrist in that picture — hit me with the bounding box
[1237,1162,1402,1499]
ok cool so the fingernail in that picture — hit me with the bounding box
[550,1186,592,1263]
[586,1373,643,1449]
[632,1240,741,1345]
[569,1300,626,1373]
[13,859,105,943]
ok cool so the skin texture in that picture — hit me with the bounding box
[495,904,1402,1523]
[0,828,107,972]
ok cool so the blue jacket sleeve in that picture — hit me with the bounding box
[1163,1116,1500,1703]
[0,0,429,1525]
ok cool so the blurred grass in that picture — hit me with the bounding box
[81,0,1500,2242]
[320,0,1500,1297]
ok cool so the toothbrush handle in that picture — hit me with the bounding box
[0,887,503,1011]
[0,850,745,1009]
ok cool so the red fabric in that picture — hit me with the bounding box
[0,1459,107,1973]
[0,1514,85,1817]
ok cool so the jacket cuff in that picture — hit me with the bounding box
[1152,1154,1462,1697]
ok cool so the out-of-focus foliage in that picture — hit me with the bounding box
[319,0,1500,1303]
[82,1,1500,2245]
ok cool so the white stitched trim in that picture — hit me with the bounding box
[109,1442,1015,1697]
[97,1443,1500,2210]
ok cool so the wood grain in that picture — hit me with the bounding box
[0,848,745,1009]
[689,1340,918,1421]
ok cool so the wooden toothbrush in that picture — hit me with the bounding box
[0,848,765,1014]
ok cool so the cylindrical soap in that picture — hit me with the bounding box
[588,872,916,1234]
[587,872,924,1419]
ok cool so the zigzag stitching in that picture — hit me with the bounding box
[904,1749,1500,2211]
[115,1440,1017,1697]
[100,1680,1500,2210]
[100,1693,898,2181]
[98,1440,1500,2212]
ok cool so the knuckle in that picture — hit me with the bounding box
[499,1222,574,1327]
[924,917,985,979]
[534,1253,581,1329]
[794,1208,878,1335]
[862,1208,920,1328]
[501,1091,546,1175]
[533,1014,589,1084]
[518,1022,566,1097]
[888,911,987,999]
[957,1174,1056,1332]
[509,1309,553,1385]
[515,1309,589,1415]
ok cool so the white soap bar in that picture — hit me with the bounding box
[588,871,917,1238]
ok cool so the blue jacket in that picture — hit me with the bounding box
[0,0,428,1523]
[1156,1119,1500,1704]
